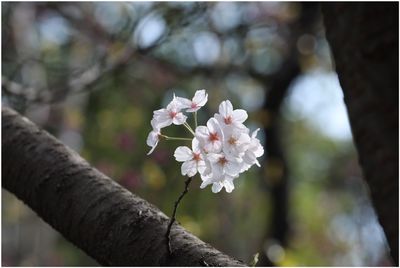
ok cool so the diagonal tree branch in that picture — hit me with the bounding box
[2,107,245,267]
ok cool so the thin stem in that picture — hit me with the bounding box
[194,111,198,129]
[165,176,194,256]
[161,135,192,141]
[183,122,195,136]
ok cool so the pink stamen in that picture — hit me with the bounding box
[209,132,219,142]
[228,137,236,145]
[169,111,177,119]
[224,116,233,125]
[218,157,227,166]
[191,102,198,108]
[193,153,201,162]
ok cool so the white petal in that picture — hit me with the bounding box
[212,182,223,193]
[214,113,224,126]
[146,130,159,155]
[192,138,201,152]
[254,143,264,157]
[225,160,241,176]
[197,160,207,174]
[147,143,158,155]
[200,179,212,189]
[172,113,187,125]
[238,132,251,145]
[174,146,193,162]
[206,118,223,142]
[195,126,210,141]
[150,118,159,129]
[153,108,166,117]
[243,150,256,165]
[146,130,159,147]
[223,178,235,193]
[181,160,197,177]
[205,140,222,153]
[167,96,180,111]
[210,163,224,181]
[193,89,208,107]
[153,111,173,128]
[206,153,222,163]
[251,128,260,139]
[175,96,192,109]
[219,100,233,117]
[232,109,248,123]
[202,160,213,176]
[186,107,200,113]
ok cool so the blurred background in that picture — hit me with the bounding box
[1,2,392,266]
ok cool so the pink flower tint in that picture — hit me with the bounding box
[120,170,141,190]
[96,161,116,178]
[152,148,171,165]
[117,132,136,151]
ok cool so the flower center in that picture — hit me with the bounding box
[228,137,237,145]
[224,116,233,125]
[169,111,177,119]
[209,132,219,142]
[191,102,198,108]
[218,157,227,166]
[192,152,201,162]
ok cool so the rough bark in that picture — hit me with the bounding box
[2,107,245,267]
[322,3,398,265]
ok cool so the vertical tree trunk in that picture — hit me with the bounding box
[322,3,398,265]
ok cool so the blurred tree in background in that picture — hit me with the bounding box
[2,2,396,266]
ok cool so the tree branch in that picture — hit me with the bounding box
[2,107,245,266]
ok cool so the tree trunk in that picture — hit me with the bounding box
[322,3,398,265]
[2,107,245,267]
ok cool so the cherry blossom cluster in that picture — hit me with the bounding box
[147,89,264,193]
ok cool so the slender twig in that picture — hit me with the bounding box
[183,122,195,136]
[161,135,192,141]
[194,111,198,129]
[165,176,194,256]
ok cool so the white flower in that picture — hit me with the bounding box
[176,89,208,112]
[146,89,265,194]
[211,176,236,193]
[199,152,241,193]
[174,138,206,177]
[222,126,251,161]
[146,127,161,155]
[152,96,187,129]
[195,118,224,153]
[215,100,248,129]
[242,128,264,170]
[207,153,242,178]
[200,171,237,194]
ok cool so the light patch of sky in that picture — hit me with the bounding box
[133,14,166,49]
[227,75,265,112]
[94,3,125,34]
[210,2,241,32]
[193,32,221,65]
[39,15,70,45]
[284,70,352,141]
[328,206,387,265]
